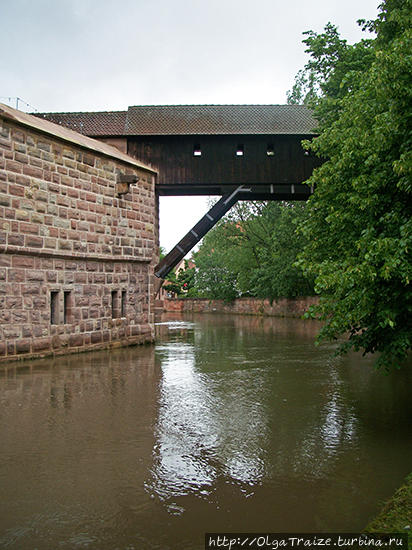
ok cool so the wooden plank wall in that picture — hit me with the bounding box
[128,134,320,186]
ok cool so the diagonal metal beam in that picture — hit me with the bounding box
[155,185,249,280]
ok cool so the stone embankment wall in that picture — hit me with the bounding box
[160,296,319,317]
[0,104,158,363]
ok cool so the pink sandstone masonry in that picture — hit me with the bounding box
[0,104,158,363]
[160,296,319,317]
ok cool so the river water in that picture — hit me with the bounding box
[0,313,411,549]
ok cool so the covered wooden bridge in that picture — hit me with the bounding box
[38,105,320,280]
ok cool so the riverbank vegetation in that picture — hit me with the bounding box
[163,201,315,302]
[193,201,315,302]
[165,0,411,370]
[290,0,411,370]
[365,473,412,548]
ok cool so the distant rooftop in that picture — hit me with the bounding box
[34,110,128,137]
[36,104,317,137]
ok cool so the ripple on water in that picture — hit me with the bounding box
[0,314,411,548]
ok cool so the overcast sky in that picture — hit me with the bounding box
[0,0,379,251]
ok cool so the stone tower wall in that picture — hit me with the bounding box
[0,107,157,362]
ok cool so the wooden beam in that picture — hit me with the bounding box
[154,186,247,279]
[156,182,312,199]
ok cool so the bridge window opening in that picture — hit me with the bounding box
[193,144,202,156]
[64,291,72,324]
[236,144,244,157]
[50,291,59,325]
[121,290,127,317]
[267,144,275,156]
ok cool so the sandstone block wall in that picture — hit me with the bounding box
[0,107,158,362]
[161,296,319,318]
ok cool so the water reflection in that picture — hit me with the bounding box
[155,317,318,495]
[0,346,162,550]
[150,313,412,535]
[150,331,270,506]
[0,314,411,549]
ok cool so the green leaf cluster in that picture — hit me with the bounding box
[294,0,412,370]
[191,201,315,302]
[162,260,197,297]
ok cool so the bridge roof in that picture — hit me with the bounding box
[36,105,317,137]
[125,105,317,135]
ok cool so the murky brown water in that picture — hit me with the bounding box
[0,313,411,549]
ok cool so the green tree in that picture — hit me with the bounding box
[249,203,315,300]
[192,201,314,301]
[294,0,412,370]
[192,222,240,301]
[287,21,375,129]
[177,261,197,297]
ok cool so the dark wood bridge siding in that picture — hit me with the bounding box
[128,134,319,185]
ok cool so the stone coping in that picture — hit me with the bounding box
[0,103,157,174]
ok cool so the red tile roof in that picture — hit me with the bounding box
[36,104,317,137]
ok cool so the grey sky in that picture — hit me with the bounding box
[1,0,380,251]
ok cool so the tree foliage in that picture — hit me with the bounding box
[192,201,314,301]
[159,250,197,297]
[292,0,412,370]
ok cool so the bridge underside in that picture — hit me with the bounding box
[154,182,312,290]
[157,182,312,199]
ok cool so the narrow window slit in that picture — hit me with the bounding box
[236,144,244,157]
[193,144,202,156]
[111,290,119,319]
[50,291,59,325]
[64,291,72,324]
[121,290,127,318]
